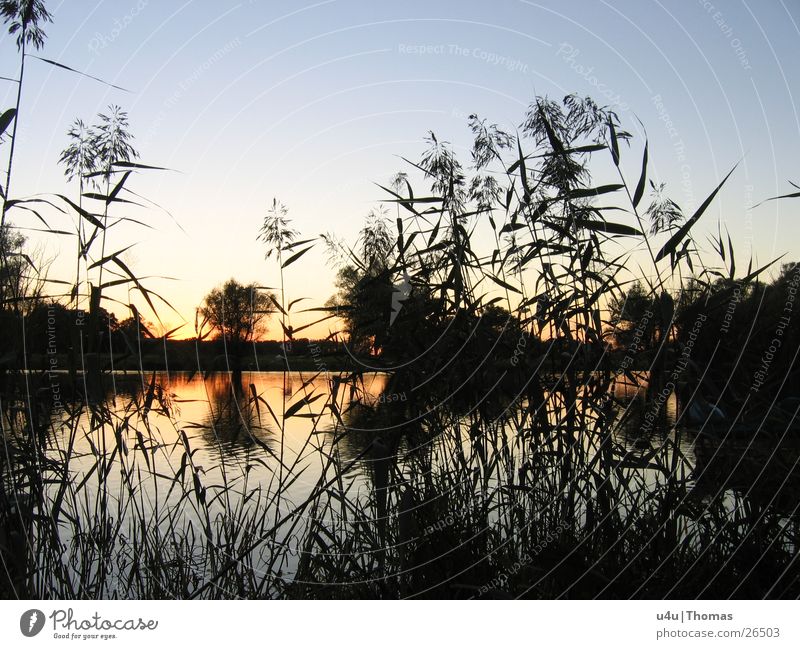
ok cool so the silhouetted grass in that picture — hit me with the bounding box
[0,5,798,598]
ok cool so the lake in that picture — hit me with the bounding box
[7,369,795,598]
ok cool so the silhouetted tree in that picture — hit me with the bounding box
[671,263,800,410]
[0,227,49,366]
[199,279,276,362]
[607,281,657,350]
[0,225,26,314]
[326,209,397,354]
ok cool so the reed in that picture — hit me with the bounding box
[0,4,798,599]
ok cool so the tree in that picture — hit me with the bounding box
[329,264,394,354]
[0,225,25,311]
[199,279,275,352]
[112,314,153,354]
[671,263,800,405]
[607,281,657,350]
[325,209,397,354]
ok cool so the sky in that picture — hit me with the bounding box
[2,0,799,339]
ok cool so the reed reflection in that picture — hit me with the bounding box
[197,373,275,461]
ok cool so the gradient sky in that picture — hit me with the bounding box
[2,0,799,339]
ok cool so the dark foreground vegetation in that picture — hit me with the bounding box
[1,1,799,599]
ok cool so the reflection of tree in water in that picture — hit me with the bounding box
[610,375,678,450]
[329,391,418,538]
[198,373,275,460]
[93,372,176,416]
[322,385,497,594]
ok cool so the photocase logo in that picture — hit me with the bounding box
[390,271,412,326]
[20,609,45,637]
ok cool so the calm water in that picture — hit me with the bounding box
[46,370,691,511]
[49,372,390,508]
[30,370,797,594]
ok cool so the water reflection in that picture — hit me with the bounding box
[49,369,797,527]
[196,373,275,461]
[30,368,798,598]
[692,433,800,516]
